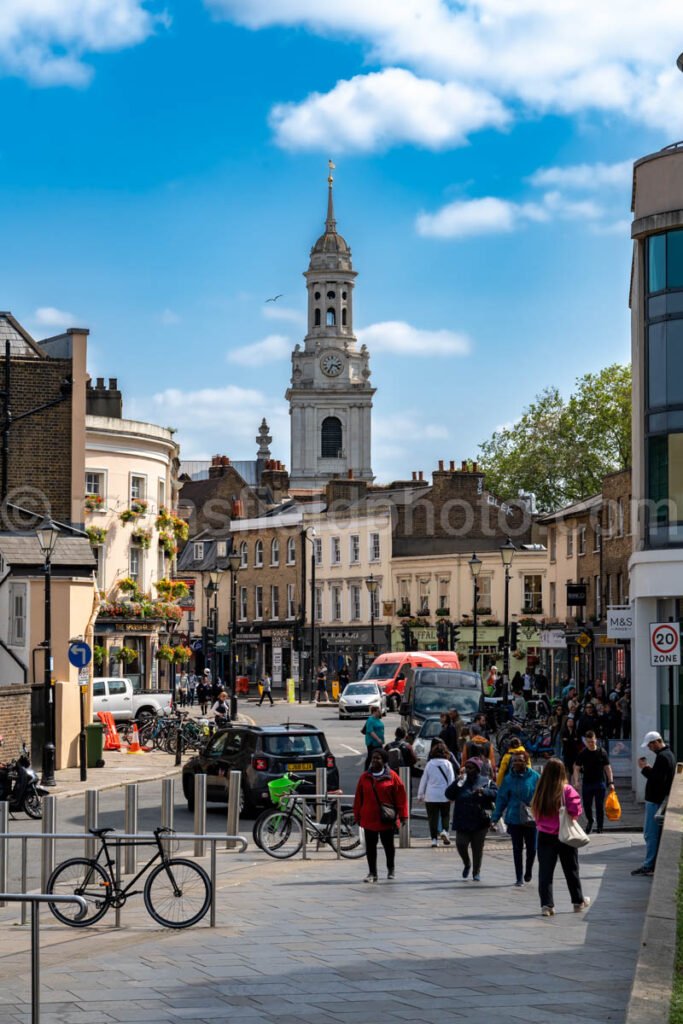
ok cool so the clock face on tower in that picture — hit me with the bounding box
[320,352,344,377]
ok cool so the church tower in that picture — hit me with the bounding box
[287,164,375,491]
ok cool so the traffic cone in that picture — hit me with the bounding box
[126,723,145,755]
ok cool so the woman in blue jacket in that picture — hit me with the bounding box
[491,751,540,887]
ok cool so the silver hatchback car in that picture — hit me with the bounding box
[338,681,387,719]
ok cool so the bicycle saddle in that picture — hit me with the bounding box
[88,827,114,836]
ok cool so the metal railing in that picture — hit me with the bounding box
[0,892,87,1024]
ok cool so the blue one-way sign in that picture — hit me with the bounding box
[68,641,92,669]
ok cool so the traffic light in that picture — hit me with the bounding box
[449,623,460,650]
[401,622,411,651]
[320,637,328,653]
[437,620,448,650]
[409,630,417,649]
[202,625,216,650]
[497,635,505,651]
[510,622,519,649]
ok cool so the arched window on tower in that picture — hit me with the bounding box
[321,416,343,458]
[342,308,347,326]
[314,308,321,327]
[326,308,336,327]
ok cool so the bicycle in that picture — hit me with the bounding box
[253,773,364,860]
[46,826,212,929]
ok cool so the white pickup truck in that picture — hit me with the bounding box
[92,678,173,722]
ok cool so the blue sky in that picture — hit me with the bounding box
[1,1,682,482]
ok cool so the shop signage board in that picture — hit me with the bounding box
[539,629,567,649]
[272,646,282,684]
[607,606,634,639]
[650,622,681,666]
[566,583,587,607]
[291,651,300,683]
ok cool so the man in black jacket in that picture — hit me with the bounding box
[632,731,677,876]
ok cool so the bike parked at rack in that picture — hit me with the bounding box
[253,773,364,860]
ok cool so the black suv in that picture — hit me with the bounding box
[182,722,340,813]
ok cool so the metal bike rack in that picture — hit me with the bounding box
[274,792,361,862]
[0,892,87,1024]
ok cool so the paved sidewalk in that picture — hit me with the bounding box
[0,832,650,1023]
[53,749,182,800]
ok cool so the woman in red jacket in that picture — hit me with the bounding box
[353,748,409,883]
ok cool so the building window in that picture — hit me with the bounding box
[157,549,164,583]
[314,308,321,327]
[240,541,248,568]
[314,537,322,566]
[158,478,166,512]
[239,586,248,621]
[130,475,146,502]
[595,575,602,619]
[593,524,601,552]
[129,546,141,583]
[315,586,323,622]
[321,417,342,458]
[369,532,380,561]
[617,573,624,604]
[270,538,279,566]
[350,534,360,564]
[350,585,361,621]
[331,537,341,564]
[271,585,279,620]
[549,581,556,619]
[577,526,586,556]
[616,498,624,538]
[606,575,613,606]
[549,528,556,562]
[287,537,296,565]
[216,541,227,558]
[326,308,335,327]
[193,542,204,562]
[478,576,491,612]
[418,579,430,615]
[523,575,542,614]
[399,579,411,615]
[286,583,296,619]
[566,529,573,558]
[85,471,104,499]
[332,587,342,621]
[8,583,26,646]
[254,540,263,567]
[370,586,380,620]
[438,580,449,611]
[255,586,263,620]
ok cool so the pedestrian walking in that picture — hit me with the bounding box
[632,731,676,877]
[496,729,527,786]
[197,677,210,716]
[572,730,615,834]
[353,748,409,883]
[462,724,496,778]
[531,757,590,916]
[362,706,385,769]
[187,673,197,707]
[210,691,231,729]
[314,662,329,703]
[561,717,581,777]
[492,751,540,886]
[445,758,497,882]
[417,740,455,847]
[258,672,274,706]
[384,727,417,772]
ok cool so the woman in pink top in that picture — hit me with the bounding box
[531,758,591,917]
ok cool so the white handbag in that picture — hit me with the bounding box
[558,788,590,848]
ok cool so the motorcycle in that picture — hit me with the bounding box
[0,738,48,818]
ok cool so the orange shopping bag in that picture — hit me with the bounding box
[605,789,621,821]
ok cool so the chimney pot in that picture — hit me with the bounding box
[438,460,444,471]
[412,471,417,481]
[449,460,455,471]
[109,378,118,389]
[461,460,467,472]
[348,468,353,479]
[418,470,424,481]
[472,461,478,472]
[96,377,105,389]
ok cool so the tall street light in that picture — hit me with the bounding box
[227,552,240,720]
[36,516,60,787]
[209,566,223,679]
[468,553,482,674]
[500,537,516,693]
[365,574,379,654]
[301,527,317,703]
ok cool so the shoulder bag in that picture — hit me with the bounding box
[370,777,397,825]
[558,787,590,848]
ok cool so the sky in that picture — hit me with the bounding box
[2,1,682,483]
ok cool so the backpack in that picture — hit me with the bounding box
[386,744,402,772]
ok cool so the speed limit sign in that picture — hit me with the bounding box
[650,622,681,666]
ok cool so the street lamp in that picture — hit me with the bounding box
[468,553,482,674]
[500,538,516,691]
[365,574,379,653]
[36,516,60,787]
[227,552,240,719]
[209,566,223,682]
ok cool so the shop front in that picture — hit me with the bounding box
[95,617,167,691]
[261,627,294,691]
[233,627,262,687]
[310,625,391,683]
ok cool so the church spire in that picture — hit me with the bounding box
[326,159,336,233]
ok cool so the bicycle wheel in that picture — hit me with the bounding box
[252,807,276,850]
[336,810,366,859]
[47,858,111,927]
[143,858,211,929]
[257,808,304,859]
[138,723,155,752]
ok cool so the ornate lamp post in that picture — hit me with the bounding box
[36,517,60,786]
[365,574,379,653]
[227,553,240,719]
[468,553,482,674]
[500,538,516,691]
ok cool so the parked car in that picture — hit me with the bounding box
[182,722,340,813]
[360,651,462,711]
[411,718,444,773]
[338,682,387,719]
[92,678,173,723]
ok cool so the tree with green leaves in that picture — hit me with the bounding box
[476,364,631,512]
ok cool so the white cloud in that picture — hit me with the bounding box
[357,321,470,357]
[227,334,291,367]
[33,306,77,329]
[262,304,305,326]
[528,159,634,191]
[416,189,604,239]
[270,68,509,152]
[208,1,683,143]
[0,1,159,86]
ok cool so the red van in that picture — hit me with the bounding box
[360,651,461,711]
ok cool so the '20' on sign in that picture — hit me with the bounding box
[650,622,681,666]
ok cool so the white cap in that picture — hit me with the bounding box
[641,731,662,748]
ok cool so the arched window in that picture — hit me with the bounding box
[342,308,347,326]
[287,537,296,565]
[254,539,263,567]
[326,308,335,327]
[314,308,321,326]
[270,538,279,566]
[321,416,343,458]
[239,541,248,568]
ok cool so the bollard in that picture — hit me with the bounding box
[85,789,99,859]
[161,778,174,856]
[0,802,7,908]
[399,767,411,849]
[124,784,138,874]
[226,771,241,850]
[193,774,207,857]
[315,767,327,822]
[21,837,28,925]
[41,796,57,890]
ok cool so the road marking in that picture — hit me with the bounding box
[340,743,362,755]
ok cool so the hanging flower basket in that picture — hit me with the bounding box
[156,644,175,662]
[115,646,137,665]
[86,526,108,546]
[435,607,450,617]
[131,499,148,515]
[396,606,411,618]
[131,528,152,550]
[173,644,192,665]
[93,644,106,668]
[171,515,189,542]
[155,506,174,531]
[155,578,189,601]
[84,494,104,512]
[158,532,177,557]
